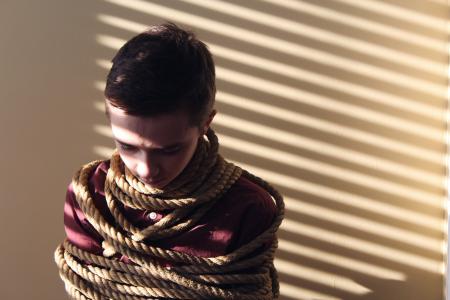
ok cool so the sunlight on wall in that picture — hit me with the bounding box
[91,1,449,299]
[445,2,450,298]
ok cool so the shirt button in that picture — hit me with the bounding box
[148,212,157,220]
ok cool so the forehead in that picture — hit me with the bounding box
[106,101,196,147]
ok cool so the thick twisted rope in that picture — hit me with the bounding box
[55,128,285,299]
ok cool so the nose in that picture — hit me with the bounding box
[136,152,160,180]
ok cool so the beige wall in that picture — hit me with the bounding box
[1,1,448,299]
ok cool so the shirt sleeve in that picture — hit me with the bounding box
[63,182,103,256]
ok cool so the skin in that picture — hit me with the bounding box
[105,100,216,188]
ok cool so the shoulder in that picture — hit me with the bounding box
[63,159,112,248]
[73,159,112,219]
[65,159,111,210]
[87,159,110,198]
[65,159,110,196]
[210,173,277,250]
[220,174,277,215]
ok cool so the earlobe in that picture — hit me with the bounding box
[202,127,208,136]
[203,109,217,135]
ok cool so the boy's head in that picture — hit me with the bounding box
[104,22,216,129]
[103,23,217,188]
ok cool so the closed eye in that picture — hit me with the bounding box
[118,143,134,151]
[118,142,181,154]
[162,147,181,154]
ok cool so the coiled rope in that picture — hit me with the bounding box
[54,128,285,299]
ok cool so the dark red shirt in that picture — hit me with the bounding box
[64,160,276,263]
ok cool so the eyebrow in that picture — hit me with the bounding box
[115,139,183,150]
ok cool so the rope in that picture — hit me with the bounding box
[54,128,285,299]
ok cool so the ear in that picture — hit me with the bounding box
[104,99,111,121]
[202,109,217,135]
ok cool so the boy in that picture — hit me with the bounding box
[55,22,284,299]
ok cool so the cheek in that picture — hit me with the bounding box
[118,152,137,170]
[166,145,197,174]
[165,152,190,171]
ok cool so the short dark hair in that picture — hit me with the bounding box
[104,22,216,129]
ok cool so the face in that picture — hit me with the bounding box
[106,101,215,189]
